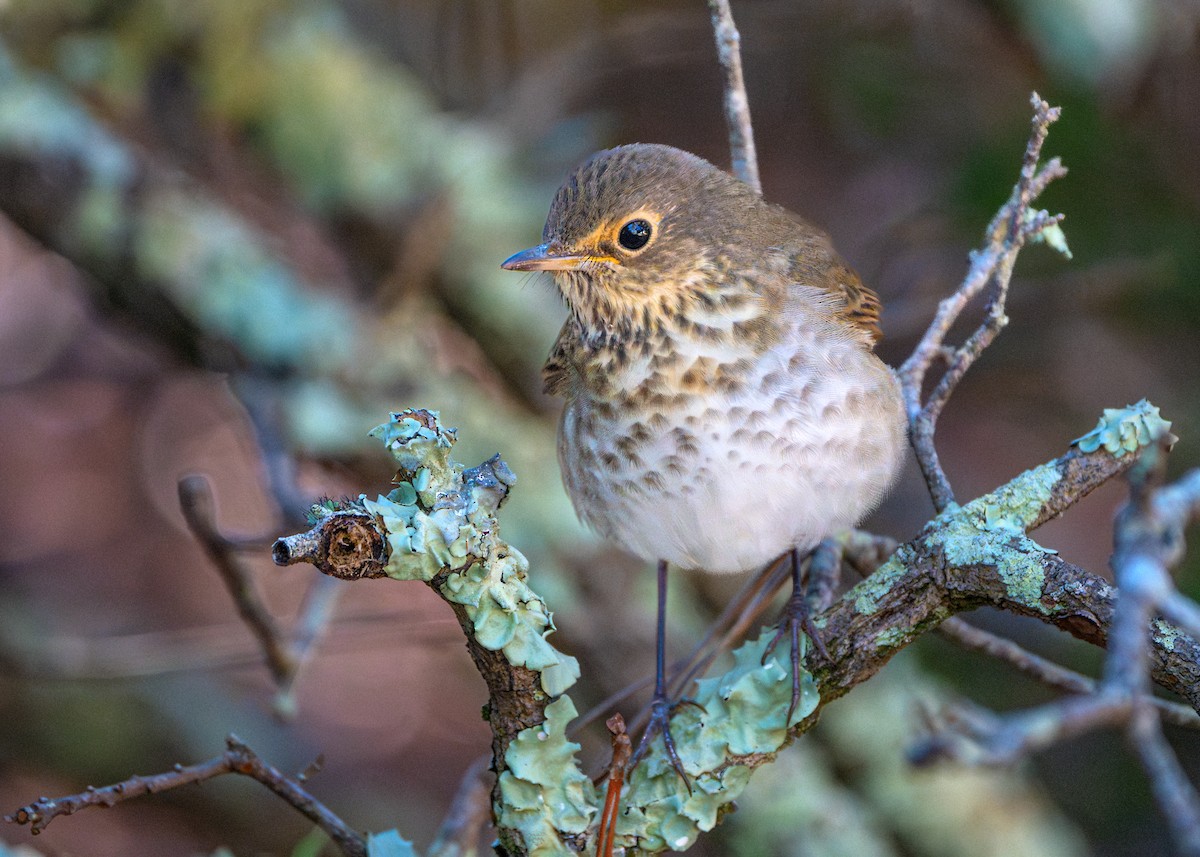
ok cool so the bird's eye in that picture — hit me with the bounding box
[617,219,653,251]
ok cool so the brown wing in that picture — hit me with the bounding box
[783,225,884,345]
[829,261,883,344]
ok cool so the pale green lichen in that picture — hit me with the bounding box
[497,696,597,857]
[366,829,419,857]
[874,625,908,650]
[363,410,579,693]
[851,553,910,616]
[1152,618,1181,653]
[1024,208,1073,259]
[611,630,819,853]
[927,459,1063,611]
[1073,400,1171,458]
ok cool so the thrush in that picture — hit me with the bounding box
[502,143,906,781]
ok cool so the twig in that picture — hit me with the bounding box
[936,617,1200,730]
[428,756,491,857]
[178,475,297,685]
[898,93,1067,511]
[596,714,632,857]
[910,694,1133,766]
[232,374,350,713]
[274,574,344,717]
[707,0,761,193]
[5,735,367,857]
[1130,703,1200,856]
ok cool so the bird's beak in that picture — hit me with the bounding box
[501,242,616,272]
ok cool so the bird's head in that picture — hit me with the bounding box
[502,144,767,340]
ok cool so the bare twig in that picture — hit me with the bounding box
[596,714,632,857]
[1130,703,1200,855]
[911,694,1133,766]
[232,375,350,712]
[428,756,491,857]
[273,574,344,716]
[707,0,761,193]
[5,735,367,857]
[178,475,297,685]
[936,617,1200,730]
[898,93,1068,511]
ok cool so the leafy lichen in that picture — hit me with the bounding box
[612,630,819,853]
[1073,400,1171,458]
[497,696,597,857]
[363,411,579,692]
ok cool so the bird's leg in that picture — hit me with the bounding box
[763,541,839,725]
[629,559,693,791]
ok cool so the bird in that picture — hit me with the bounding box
[501,143,907,782]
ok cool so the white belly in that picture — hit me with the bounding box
[558,331,906,573]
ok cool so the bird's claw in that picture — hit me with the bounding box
[763,591,828,726]
[629,695,700,793]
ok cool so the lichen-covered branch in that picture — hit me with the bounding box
[267,402,1192,856]
[898,93,1070,511]
[4,735,367,857]
[276,409,586,856]
[911,417,1200,856]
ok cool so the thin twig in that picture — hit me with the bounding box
[596,714,632,857]
[911,693,1133,766]
[178,475,297,685]
[1130,703,1200,856]
[897,93,1067,511]
[937,617,1200,730]
[428,756,491,857]
[233,374,350,710]
[707,0,761,193]
[274,574,344,716]
[5,735,367,857]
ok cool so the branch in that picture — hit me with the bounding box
[5,735,367,857]
[707,0,761,193]
[898,93,1070,510]
[268,401,1193,855]
[936,617,1200,730]
[178,475,297,686]
[911,431,1200,856]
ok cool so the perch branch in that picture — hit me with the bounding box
[5,735,367,857]
[913,441,1200,856]
[264,403,1193,855]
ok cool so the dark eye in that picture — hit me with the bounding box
[617,219,653,251]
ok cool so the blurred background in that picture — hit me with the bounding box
[1,0,1198,855]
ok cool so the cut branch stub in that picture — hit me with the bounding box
[273,511,388,580]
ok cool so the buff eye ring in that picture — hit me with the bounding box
[617,219,653,251]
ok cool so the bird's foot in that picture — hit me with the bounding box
[629,694,703,793]
[762,588,828,727]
